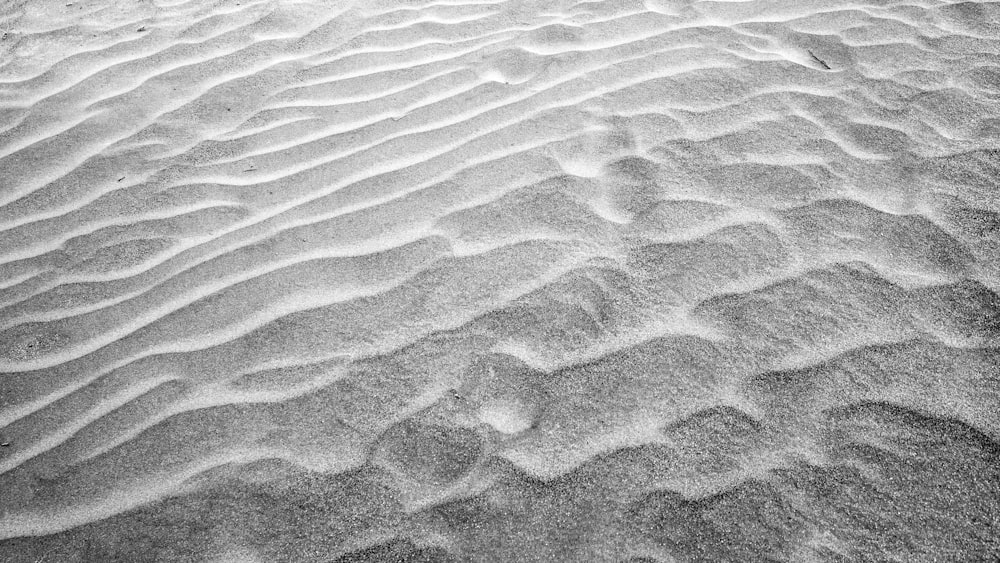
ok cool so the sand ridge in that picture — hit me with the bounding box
[0,0,998,561]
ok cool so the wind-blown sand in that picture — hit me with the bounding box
[0,0,998,560]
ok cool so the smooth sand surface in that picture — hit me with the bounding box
[0,0,998,561]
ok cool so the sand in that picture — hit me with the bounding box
[0,0,998,561]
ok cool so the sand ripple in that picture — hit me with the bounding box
[0,0,998,560]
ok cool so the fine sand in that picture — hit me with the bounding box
[0,0,998,561]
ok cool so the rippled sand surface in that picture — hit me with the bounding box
[0,0,998,561]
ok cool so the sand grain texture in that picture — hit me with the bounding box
[0,0,998,561]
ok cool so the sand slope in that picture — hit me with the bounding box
[0,0,998,561]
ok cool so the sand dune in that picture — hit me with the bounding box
[0,0,998,561]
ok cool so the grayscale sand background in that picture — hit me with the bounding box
[0,0,998,561]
